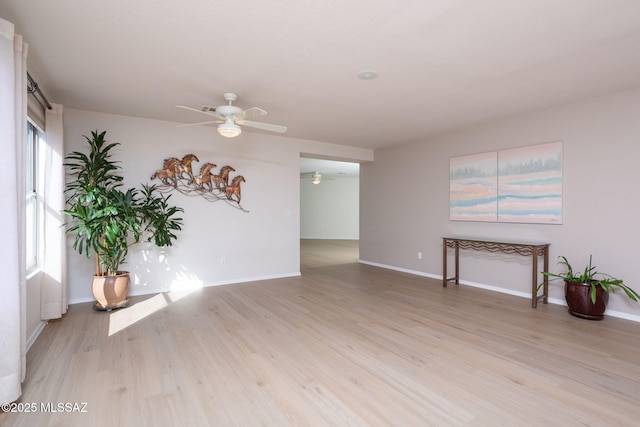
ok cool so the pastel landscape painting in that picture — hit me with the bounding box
[450,151,498,221]
[497,141,563,224]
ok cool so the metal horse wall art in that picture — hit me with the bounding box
[151,154,247,212]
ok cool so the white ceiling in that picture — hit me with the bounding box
[3,0,640,153]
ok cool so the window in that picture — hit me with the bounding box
[26,121,42,271]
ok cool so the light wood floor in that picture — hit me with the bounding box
[3,239,640,426]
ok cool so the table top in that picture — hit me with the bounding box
[442,237,550,248]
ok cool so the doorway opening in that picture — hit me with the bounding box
[300,157,360,268]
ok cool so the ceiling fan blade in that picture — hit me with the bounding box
[241,107,268,120]
[237,119,287,133]
[176,119,222,128]
[175,105,220,118]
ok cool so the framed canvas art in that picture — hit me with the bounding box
[449,151,498,222]
[450,141,562,224]
[497,141,563,224]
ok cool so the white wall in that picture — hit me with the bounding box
[300,177,359,239]
[64,109,372,303]
[360,87,640,320]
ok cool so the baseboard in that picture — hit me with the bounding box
[359,259,442,280]
[603,309,640,323]
[358,259,640,323]
[300,237,359,240]
[26,321,47,351]
[202,272,301,287]
[68,271,302,305]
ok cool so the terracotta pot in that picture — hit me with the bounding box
[564,280,609,320]
[92,271,130,310]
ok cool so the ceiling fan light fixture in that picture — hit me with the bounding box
[218,119,241,138]
[311,172,322,184]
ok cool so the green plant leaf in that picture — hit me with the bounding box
[543,255,639,304]
[63,130,184,276]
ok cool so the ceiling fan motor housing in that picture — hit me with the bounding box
[216,105,243,119]
[177,91,287,134]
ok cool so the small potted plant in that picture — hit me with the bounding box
[64,130,184,310]
[543,255,640,320]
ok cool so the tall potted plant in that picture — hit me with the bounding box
[543,256,639,320]
[64,130,184,310]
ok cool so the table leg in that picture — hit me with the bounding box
[454,241,459,285]
[543,247,549,304]
[532,249,538,308]
[442,240,448,287]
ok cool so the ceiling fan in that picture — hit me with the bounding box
[300,171,333,185]
[176,92,287,138]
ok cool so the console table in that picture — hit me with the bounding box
[442,237,550,308]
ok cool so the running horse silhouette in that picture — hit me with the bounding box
[164,154,199,179]
[150,166,177,187]
[151,154,200,187]
[225,175,245,203]
[212,165,236,190]
[192,162,217,191]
